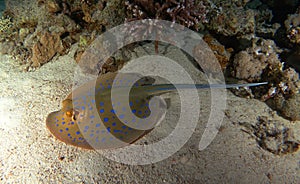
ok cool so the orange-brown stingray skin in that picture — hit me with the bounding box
[46,99,94,150]
[46,72,165,150]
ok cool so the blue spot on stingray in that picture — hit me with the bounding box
[129,102,133,106]
[76,131,80,135]
[59,129,63,133]
[96,123,100,127]
[81,106,86,110]
[122,107,126,111]
[56,124,59,127]
[99,109,104,113]
[114,129,121,133]
[91,99,95,104]
[101,138,106,142]
[104,117,109,122]
[89,106,93,110]
[65,128,69,131]
[96,130,100,134]
[119,114,125,119]
[110,109,116,114]
[67,133,71,137]
[138,110,142,114]
[62,118,65,120]
[90,115,95,119]
[128,127,133,131]
[62,121,65,125]
[84,126,89,129]
[78,137,83,140]
[122,125,127,129]
[132,109,136,113]
[107,127,111,132]
[90,134,94,137]
[95,137,99,142]
[83,129,87,133]
[99,102,104,106]
[71,122,75,125]
[112,122,116,126]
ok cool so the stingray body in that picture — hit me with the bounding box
[46,72,267,150]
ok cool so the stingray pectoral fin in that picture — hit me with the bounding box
[46,110,93,150]
[46,111,60,133]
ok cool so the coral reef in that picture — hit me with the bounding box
[231,38,300,120]
[0,0,125,68]
[0,15,12,37]
[206,3,255,37]
[285,9,300,44]
[232,38,282,82]
[125,0,210,30]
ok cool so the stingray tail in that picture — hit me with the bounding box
[145,82,268,95]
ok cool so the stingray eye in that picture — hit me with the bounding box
[65,111,72,117]
[72,110,79,121]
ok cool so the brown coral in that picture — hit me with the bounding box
[31,31,65,67]
[203,34,232,71]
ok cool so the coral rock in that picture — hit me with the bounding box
[207,6,255,37]
[203,34,232,71]
[233,51,266,81]
[267,93,300,121]
[31,32,64,67]
[232,38,282,82]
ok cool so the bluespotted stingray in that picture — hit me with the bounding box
[46,72,267,150]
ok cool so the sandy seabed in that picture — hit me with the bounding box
[0,43,299,183]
